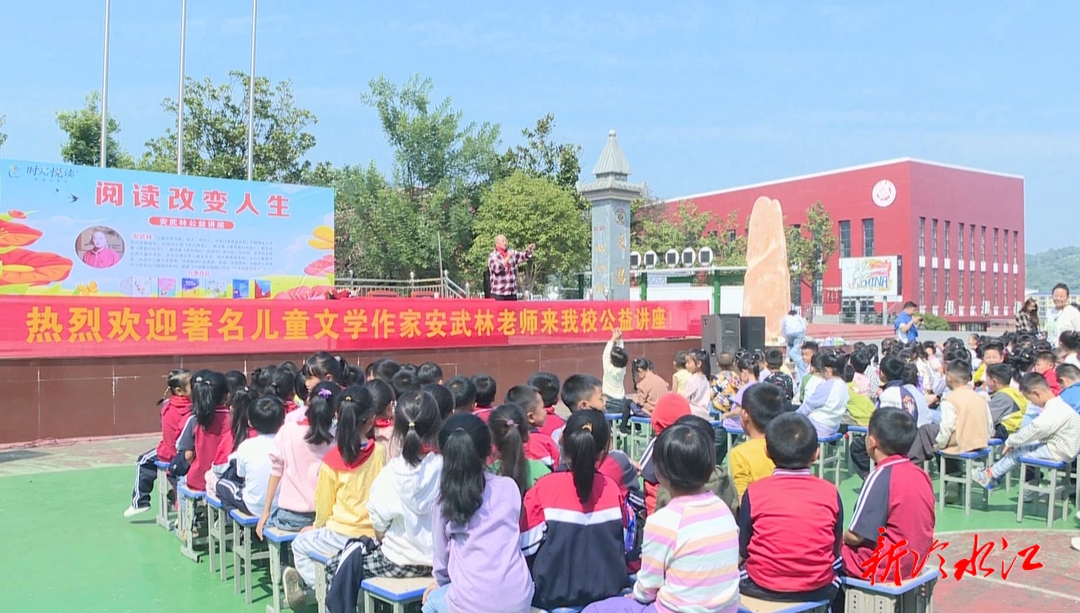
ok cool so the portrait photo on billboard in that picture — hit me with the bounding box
[76,226,125,269]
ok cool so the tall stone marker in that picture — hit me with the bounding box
[742,196,792,342]
[578,130,643,300]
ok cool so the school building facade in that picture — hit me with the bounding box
[671,158,1025,328]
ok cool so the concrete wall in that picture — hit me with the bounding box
[0,338,698,444]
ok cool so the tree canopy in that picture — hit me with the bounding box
[55,91,134,168]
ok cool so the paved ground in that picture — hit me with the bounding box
[1,437,1077,612]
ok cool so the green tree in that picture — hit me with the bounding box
[466,171,590,294]
[140,71,317,183]
[350,74,502,279]
[55,91,134,168]
[500,113,584,196]
[0,114,7,154]
[919,312,950,331]
[786,201,839,303]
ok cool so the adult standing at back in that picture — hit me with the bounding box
[781,308,807,367]
[894,301,921,343]
[486,235,534,301]
[1047,284,1080,348]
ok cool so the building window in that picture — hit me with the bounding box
[958,263,963,308]
[1012,231,1018,265]
[919,268,926,306]
[813,272,823,307]
[931,219,938,258]
[958,222,965,260]
[945,269,951,308]
[944,221,951,260]
[726,230,736,243]
[862,219,875,256]
[980,226,986,260]
[970,225,976,261]
[932,269,938,306]
[839,221,851,258]
[969,270,976,310]
[918,217,926,257]
[992,228,999,262]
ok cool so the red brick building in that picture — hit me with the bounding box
[672,159,1024,327]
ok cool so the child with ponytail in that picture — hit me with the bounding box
[422,414,534,613]
[520,411,631,610]
[125,368,192,518]
[257,382,339,538]
[366,391,443,578]
[265,367,301,424]
[186,370,231,492]
[489,404,551,496]
[283,386,387,609]
[364,378,400,457]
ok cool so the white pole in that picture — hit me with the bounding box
[177,0,187,174]
[100,0,112,168]
[246,0,257,181]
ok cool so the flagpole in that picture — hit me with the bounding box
[177,0,187,174]
[246,0,257,181]
[100,0,111,168]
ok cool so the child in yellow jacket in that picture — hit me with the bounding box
[284,386,386,608]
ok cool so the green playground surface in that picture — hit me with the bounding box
[1,435,1077,613]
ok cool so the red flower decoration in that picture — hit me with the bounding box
[0,249,74,285]
[274,285,333,300]
[0,221,44,248]
[304,254,335,276]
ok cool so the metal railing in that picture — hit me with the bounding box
[335,270,469,299]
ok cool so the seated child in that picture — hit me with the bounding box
[654,415,739,517]
[641,393,692,514]
[583,421,740,613]
[471,373,498,422]
[528,372,566,442]
[796,341,823,401]
[796,352,850,437]
[843,408,935,583]
[849,352,878,402]
[710,352,741,418]
[561,374,605,413]
[729,384,784,498]
[521,411,631,610]
[986,364,1025,438]
[446,375,478,415]
[507,384,560,469]
[284,387,386,608]
[265,368,300,424]
[626,358,670,426]
[681,349,714,419]
[186,371,232,493]
[671,350,690,395]
[418,361,443,385]
[490,404,552,495]
[762,349,795,406]
[256,383,338,537]
[935,360,992,455]
[1057,364,1080,412]
[422,414,534,613]
[1035,351,1063,396]
[366,391,443,578]
[126,368,191,518]
[217,396,286,515]
[739,413,843,603]
[842,364,876,427]
[365,379,399,456]
[974,372,1080,490]
[603,329,630,414]
[422,383,455,421]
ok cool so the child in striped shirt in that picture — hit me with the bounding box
[583,419,740,613]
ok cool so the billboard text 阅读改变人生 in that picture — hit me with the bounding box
[0,160,334,299]
[840,256,899,298]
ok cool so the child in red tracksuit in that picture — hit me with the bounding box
[640,393,693,515]
[125,369,192,518]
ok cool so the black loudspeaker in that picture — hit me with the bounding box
[701,314,741,373]
[740,316,766,353]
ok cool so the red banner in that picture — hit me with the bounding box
[0,297,707,359]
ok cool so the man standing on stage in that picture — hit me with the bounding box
[487,235,534,301]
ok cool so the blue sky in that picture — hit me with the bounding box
[1,1,1077,250]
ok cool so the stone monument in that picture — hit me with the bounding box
[742,196,792,342]
[578,130,643,300]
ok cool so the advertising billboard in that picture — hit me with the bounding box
[0,159,334,299]
[840,256,899,298]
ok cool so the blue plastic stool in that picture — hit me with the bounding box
[628,416,653,460]
[204,492,230,580]
[360,576,433,613]
[177,484,205,562]
[938,447,992,514]
[228,510,269,603]
[264,527,299,613]
[309,549,338,613]
[725,425,746,456]
[153,460,173,530]
[813,432,845,485]
[841,566,938,612]
[1017,455,1076,527]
